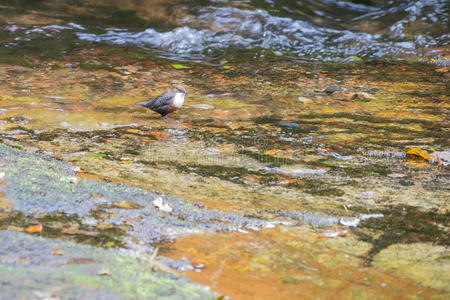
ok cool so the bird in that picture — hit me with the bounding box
[135,85,189,116]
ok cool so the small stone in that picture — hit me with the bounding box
[189,104,214,109]
[68,176,78,184]
[320,229,347,238]
[359,213,384,220]
[0,172,5,181]
[278,122,299,128]
[33,291,60,300]
[264,222,276,229]
[360,191,375,197]
[324,86,343,94]
[355,92,375,101]
[331,91,357,101]
[97,270,110,276]
[297,96,312,104]
[388,173,407,178]
[193,263,205,269]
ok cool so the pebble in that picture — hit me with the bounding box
[189,104,214,109]
[388,173,407,178]
[0,172,5,181]
[360,191,375,197]
[359,214,384,220]
[278,122,299,128]
[297,96,313,104]
[193,263,205,269]
[68,176,78,184]
[340,217,360,227]
[356,92,376,101]
[324,86,343,94]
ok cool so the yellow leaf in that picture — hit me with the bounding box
[111,201,143,209]
[405,148,430,160]
[25,224,43,233]
[172,64,191,69]
[126,128,141,134]
[52,248,65,256]
[223,66,231,69]
[435,68,448,73]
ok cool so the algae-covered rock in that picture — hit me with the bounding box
[372,243,450,292]
[0,230,218,299]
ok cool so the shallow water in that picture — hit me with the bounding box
[0,0,449,299]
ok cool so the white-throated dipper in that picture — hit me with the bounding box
[136,85,189,116]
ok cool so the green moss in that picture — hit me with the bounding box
[238,150,296,167]
[351,206,449,266]
[253,114,282,124]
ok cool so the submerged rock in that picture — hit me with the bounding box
[429,150,450,165]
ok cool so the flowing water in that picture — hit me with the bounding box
[0,0,449,299]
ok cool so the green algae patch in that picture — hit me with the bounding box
[353,206,449,266]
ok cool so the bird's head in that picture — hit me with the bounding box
[172,85,189,95]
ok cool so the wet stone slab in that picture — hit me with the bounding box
[0,142,265,249]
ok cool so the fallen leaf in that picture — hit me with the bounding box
[144,60,156,67]
[331,91,357,101]
[435,68,448,73]
[105,241,115,248]
[127,66,138,73]
[319,229,347,238]
[153,197,173,213]
[318,73,327,78]
[52,248,65,256]
[223,66,231,69]
[349,55,363,61]
[405,148,430,160]
[121,218,134,224]
[7,225,24,232]
[87,153,108,158]
[172,64,191,69]
[211,110,229,120]
[279,179,294,185]
[126,128,142,134]
[148,129,173,140]
[25,224,43,233]
[111,201,143,209]
[191,261,206,269]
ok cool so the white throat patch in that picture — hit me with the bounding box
[173,93,185,108]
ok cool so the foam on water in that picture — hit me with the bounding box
[3,0,448,61]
